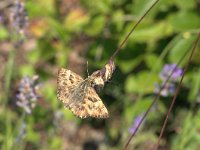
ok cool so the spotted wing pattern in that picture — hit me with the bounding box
[68,86,109,118]
[57,68,109,118]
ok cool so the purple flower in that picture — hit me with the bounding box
[16,75,41,114]
[160,64,183,81]
[129,114,144,134]
[154,64,183,97]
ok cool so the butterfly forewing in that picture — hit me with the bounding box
[57,68,84,104]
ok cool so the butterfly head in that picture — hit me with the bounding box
[89,70,105,92]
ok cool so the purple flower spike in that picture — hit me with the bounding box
[16,75,41,114]
[129,114,144,134]
[9,0,28,34]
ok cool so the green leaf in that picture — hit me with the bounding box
[83,0,112,14]
[125,21,173,43]
[128,0,160,17]
[27,50,40,64]
[19,65,35,76]
[26,120,40,142]
[42,83,58,109]
[111,10,124,32]
[167,11,200,32]
[188,69,200,102]
[26,0,55,16]
[175,0,195,10]
[145,54,162,70]
[0,26,8,39]
[125,71,158,94]
[48,137,62,150]
[169,34,196,64]
[124,97,153,124]
[84,15,106,36]
[117,56,143,73]
[171,111,200,150]
[64,10,89,32]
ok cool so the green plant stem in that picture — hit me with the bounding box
[12,111,27,150]
[5,49,16,101]
[3,32,22,149]
[3,47,17,150]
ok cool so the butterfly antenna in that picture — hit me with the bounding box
[110,0,161,61]
[86,61,89,77]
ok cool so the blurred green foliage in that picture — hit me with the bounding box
[0,0,200,149]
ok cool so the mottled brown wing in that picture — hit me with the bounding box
[57,68,84,104]
[68,86,109,118]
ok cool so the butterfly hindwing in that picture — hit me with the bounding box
[69,86,109,118]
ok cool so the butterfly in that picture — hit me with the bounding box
[57,60,115,118]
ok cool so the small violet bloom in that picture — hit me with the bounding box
[154,64,183,97]
[160,64,183,81]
